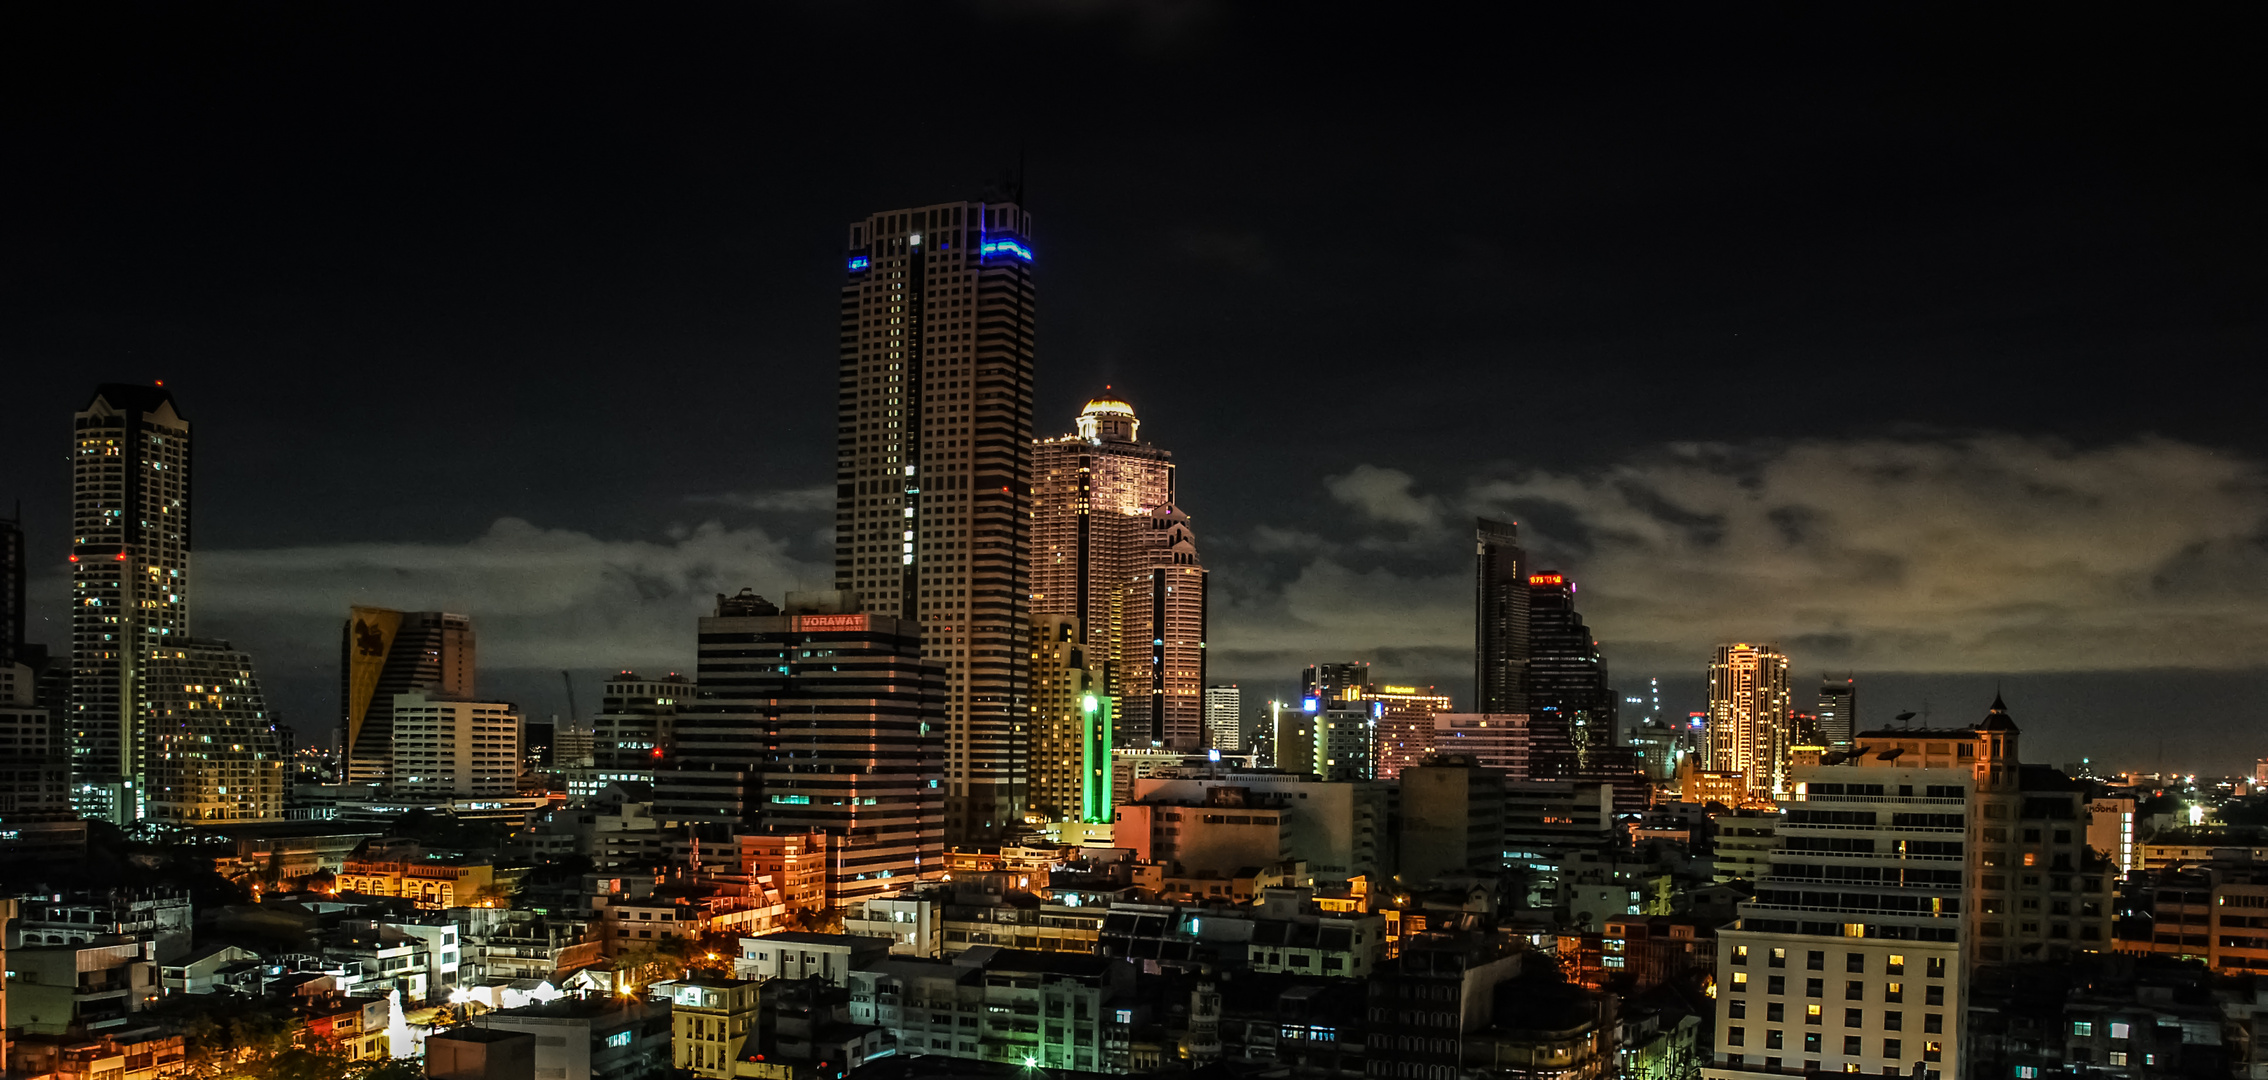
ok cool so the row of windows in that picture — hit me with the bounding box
[1732,946,1943,976]
[1722,1031,1942,1059]
[1727,974,1946,1003]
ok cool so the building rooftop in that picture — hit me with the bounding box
[428,1026,533,1044]
[488,994,663,1022]
[746,930,873,946]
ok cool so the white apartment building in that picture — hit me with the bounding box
[1708,765,1969,1079]
[388,692,520,798]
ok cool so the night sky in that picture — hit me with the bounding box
[4,5,2263,771]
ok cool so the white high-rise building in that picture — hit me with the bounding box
[834,200,1036,847]
[389,692,522,799]
[69,384,192,823]
[1708,762,1969,1079]
[1202,684,1242,752]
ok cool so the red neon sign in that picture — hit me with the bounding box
[796,614,867,631]
[1529,573,1564,585]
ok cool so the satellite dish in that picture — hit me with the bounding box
[1895,711,1917,726]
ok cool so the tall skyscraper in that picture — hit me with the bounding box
[1817,675,1858,750]
[70,383,192,823]
[1029,614,1110,824]
[1,508,24,662]
[1202,684,1242,752]
[142,638,284,823]
[1032,394,1176,701]
[1524,572,1618,775]
[340,608,476,787]
[834,199,1036,845]
[1473,518,1529,714]
[658,590,945,903]
[1116,502,1207,749]
[1707,643,1794,797]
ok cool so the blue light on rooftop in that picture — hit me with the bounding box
[1302,697,1319,713]
[980,239,1034,262]
[848,256,870,272]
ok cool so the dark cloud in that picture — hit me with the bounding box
[1204,434,2268,695]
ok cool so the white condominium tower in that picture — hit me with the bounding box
[70,384,193,823]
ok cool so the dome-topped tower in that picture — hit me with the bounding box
[1075,389,1139,442]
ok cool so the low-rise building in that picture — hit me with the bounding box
[337,841,505,910]
[652,978,760,1080]
[12,889,193,961]
[7,941,160,1035]
[158,944,262,995]
[7,1029,187,1080]
[2117,861,2268,974]
[844,947,1132,1072]
[942,886,1107,956]
[1708,808,1780,885]
[842,890,942,958]
[736,932,890,987]
[600,895,711,953]
[739,977,893,1080]
[455,906,604,984]
[480,994,672,1080]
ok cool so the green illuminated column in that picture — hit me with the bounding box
[1080,692,1115,823]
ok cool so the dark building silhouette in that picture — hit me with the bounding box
[1,509,23,662]
[1525,572,1618,758]
[1816,675,1857,750]
[1474,518,1529,714]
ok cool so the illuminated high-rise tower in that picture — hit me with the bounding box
[142,638,284,823]
[1029,614,1110,824]
[1707,643,1794,797]
[1817,674,1858,750]
[834,200,1036,845]
[69,383,193,823]
[1031,394,1175,706]
[1117,502,1207,749]
[1202,684,1242,752]
[1474,518,1529,714]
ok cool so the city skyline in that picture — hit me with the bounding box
[2,7,2264,773]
